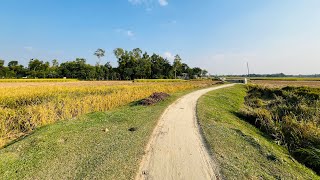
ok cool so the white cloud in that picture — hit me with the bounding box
[164,51,175,61]
[128,0,144,5]
[23,46,33,51]
[128,0,168,8]
[158,0,168,6]
[127,30,134,37]
[115,29,135,39]
[128,0,152,6]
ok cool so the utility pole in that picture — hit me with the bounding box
[247,62,250,77]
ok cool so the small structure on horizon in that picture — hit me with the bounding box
[218,77,247,84]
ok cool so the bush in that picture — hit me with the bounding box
[241,85,320,174]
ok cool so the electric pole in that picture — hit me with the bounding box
[247,62,250,77]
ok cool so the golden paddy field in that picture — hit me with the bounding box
[0,80,213,147]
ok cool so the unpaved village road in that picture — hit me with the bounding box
[136,84,235,180]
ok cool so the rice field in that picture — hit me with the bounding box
[134,79,186,82]
[251,80,320,88]
[0,81,212,147]
[0,78,78,83]
[249,77,320,81]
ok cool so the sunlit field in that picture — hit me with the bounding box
[251,80,320,88]
[249,77,320,81]
[0,78,78,83]
[134,79,186,82]
[0,80,212,147]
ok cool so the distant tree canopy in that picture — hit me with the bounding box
[0,48,208,80]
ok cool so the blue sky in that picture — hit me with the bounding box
[0,0,319,75]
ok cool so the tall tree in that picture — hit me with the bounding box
[49,59,59,78]
[52,59,59,67]
[94,48,105,65]
[173,55,182,79]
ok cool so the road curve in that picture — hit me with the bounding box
[136,84,235,180]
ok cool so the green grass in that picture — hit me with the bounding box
[197,85,319,179]
[0,78,78,82]
[134,79,186,82]
[0,89,194,180]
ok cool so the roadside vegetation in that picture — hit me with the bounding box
[0,81,212,147]
[197,85,319,179]
[0,89,195,179]
[241,85,320,174]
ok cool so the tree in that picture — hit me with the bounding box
[8,61,18,68]
[95,65,105,80]
[114,48,124,58]
[28,59,43,77]
[173,55,182,79]
[151,54,172,79]
[94,48,105,65]
[49,59,60,78]
[0,48,208,80]
[192,67,202,78]
[114,48,129,80]
[27,59,50,78]
[114,48,140,80]
[0,60,8,78]
[52,59,59,67]
[58,58,93,79]
[202,69,208,77]
[103,62,113,80]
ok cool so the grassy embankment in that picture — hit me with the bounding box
[0,88,197,179]
[197,85,319,179]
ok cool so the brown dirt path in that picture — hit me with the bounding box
[136,84,235,180]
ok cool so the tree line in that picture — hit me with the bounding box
[0,48,208,80]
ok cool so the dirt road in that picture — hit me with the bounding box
[136,84,234,180]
